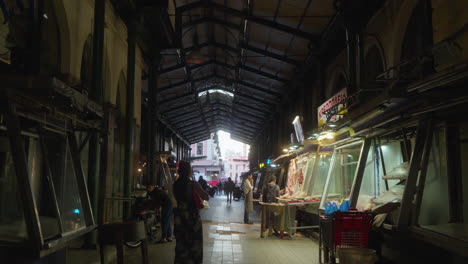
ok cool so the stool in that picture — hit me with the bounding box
[98,221,148,264]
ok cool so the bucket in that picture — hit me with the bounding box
[337,248,377,264]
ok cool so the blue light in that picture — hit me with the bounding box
[267,159,271,165]
[74,209,80,214]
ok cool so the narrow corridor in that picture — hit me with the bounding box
[68,195,319,264]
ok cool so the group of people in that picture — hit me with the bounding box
[147,162,281,264]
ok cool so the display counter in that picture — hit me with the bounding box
[320,140,364,209]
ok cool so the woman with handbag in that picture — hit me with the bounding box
[173,161,209,264]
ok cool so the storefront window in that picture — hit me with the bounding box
[418,126,450,226]
[310,152,332,199]
[356,140,404,211]
[44,135,86,233]
[0,134,28,243]
[320,141,363,208]
[300,154,317,195]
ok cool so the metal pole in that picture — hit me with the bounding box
[124,13,137,218]
[87,0,105,245]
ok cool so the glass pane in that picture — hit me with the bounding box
[46,135,86,233]
[356,140,404,211]
[301,154,317,195]
[310,152,332,199]
[0,134,28,243]
[461,124,468,222]
[322,141,363,206]
[27,137,61,240]
[419,127,450,226]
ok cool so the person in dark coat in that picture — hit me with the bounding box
[147,184,173,242]
[262,176,280,203]
[198,176,208,191]
[173,161,209,264]
[224,178,235,203]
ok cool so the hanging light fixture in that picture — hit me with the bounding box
[186,31,207,65]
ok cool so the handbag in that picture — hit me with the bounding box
[192,183,204,209]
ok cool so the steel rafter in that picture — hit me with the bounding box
[160,101,197,114]
[181,16,242,31]
[171,113,203,126]
[158,74,213,92]
[164,109,200,120]
[205,113,260,131]
[206,107,263,125]
[176,1,320,41]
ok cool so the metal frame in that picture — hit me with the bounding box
[0,95,96,256]
[398,121,432,230]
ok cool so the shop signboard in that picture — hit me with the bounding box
[292,116,305,143]
[317,88,348,127]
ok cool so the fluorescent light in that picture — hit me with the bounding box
[198,89,234,97]
[283,148,288,152]
[292,115,300,125]
[328,123,337,127]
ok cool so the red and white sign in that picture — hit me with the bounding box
[317,88,347,127]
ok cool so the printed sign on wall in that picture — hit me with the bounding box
[317,88,347,127]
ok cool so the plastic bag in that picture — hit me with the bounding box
[339,200,350,212]
[324,201,339,216]
[202,200,210,210]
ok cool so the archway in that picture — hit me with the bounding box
[40,0,61,75]
[80,35,93,93]
[112,72,127,221]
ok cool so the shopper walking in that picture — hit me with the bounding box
[243,174,254,224]
[262,176,280,203]
[224,177,235,203]
[173,161,209,264]
[147,185,173,242]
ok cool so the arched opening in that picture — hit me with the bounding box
[363,45,384,87]
[40,0,61,75]
[112,72,127,221]
[400,2,433,81]
[80,35,93,93]
[333,73,347,95]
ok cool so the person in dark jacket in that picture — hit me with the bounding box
[262,176,280,230]
[173,161,209,264]
[147,184,173,242]
[198,176,208,191]
[224,178,235,204]
[262,176,280,203]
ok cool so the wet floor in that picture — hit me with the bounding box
[69,194,319,264]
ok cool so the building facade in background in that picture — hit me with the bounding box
[190,133,223,181]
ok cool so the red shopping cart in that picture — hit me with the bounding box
[319,211,373,264]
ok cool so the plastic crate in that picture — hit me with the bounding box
[333,211,373,249]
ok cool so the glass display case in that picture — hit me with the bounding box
[320,140,364,209]
[0,124,94,256]
[412,122,468,246]
[309,148,333,200]
[356,139,406,211]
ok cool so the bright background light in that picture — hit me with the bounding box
[198,89,234,97]
[217,130,250,158]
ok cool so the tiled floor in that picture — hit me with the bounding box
[68,194,320,264]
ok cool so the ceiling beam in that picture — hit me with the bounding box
[158,74,213,92]
[160,101,197,114]
[176,1,320,41]
[206,114,260,132]
[171,113,203,126]
[238,43,301,66]
[211,61,288,83]
[181,16,242,31]
[210,107,263,125]
[160,66,285,97]
[165,109,199,120]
